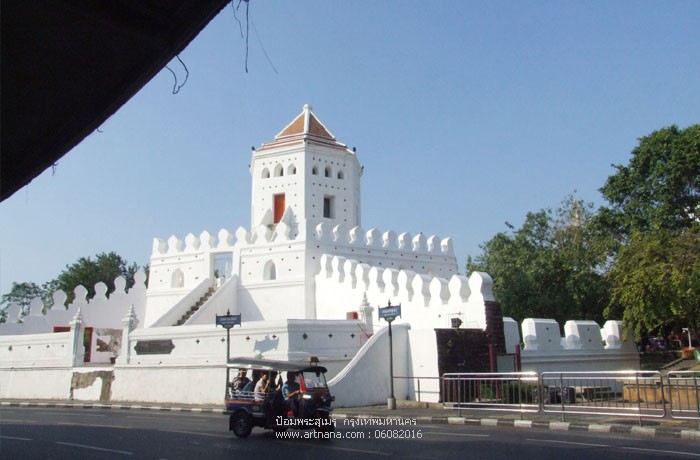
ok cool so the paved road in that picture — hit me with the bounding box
[1,407,698,459]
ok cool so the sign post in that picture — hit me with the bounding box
[379,302,401,410]
[216,310,241,395]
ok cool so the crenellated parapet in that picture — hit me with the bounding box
[0,272,147,336]
[312,222,454,256]
[521,318,636,353]
[315,254,490,328]
[151,229,237,257]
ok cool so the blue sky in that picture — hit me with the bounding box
[1,0,699,296]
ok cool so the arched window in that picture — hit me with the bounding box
[261,168,270,179]
[325,166,332,178]
[287,164,297,175]
[337,170,345,179]
[274,164,284,177]
[263,260,277,280]
[171,269,184,288]
[312,166,318,175]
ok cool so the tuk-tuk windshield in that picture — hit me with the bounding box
[301,371,326,390]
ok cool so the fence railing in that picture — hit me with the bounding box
[667,371,700,427]
[540,371,665,422]
[442,372,539,415]
[440,370,700,428]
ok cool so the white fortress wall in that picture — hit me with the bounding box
[146,230,236,326]
[315,253,493,331]
[110,318,362,404]
[311,222,458,279]
[328,323,411,407]
[517,318,639,373]
[185,274,239,325]
[406,328,441,403]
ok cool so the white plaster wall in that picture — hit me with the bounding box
[146,230,236,326]
[251,148,306,228]
[521,350,640,373]
[328,324,410,407]
[0,331,73,367]
[407,328,440,402]
[0,368,73,399]
[315,262,493,334]
[304,146,361,228]
[237,283,308,322]
[111,365,224,404]
[564,320,604,350]
[120,320,361,374]
[186,275,238,325]
[503,317,521,353]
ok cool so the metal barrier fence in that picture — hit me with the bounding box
[540,371,665,423]
[667,371,700,429]
[442,372,540,417]
[442,370,700,426]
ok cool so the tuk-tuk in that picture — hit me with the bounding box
[224,357,335,438]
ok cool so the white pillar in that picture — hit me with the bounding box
[117,304,138,365]
[361,292,374,332]
[69,308,84,367]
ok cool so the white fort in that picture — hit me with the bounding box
[146,103,458,329]
[0,105,638,406]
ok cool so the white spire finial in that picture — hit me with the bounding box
[303,104,312,132]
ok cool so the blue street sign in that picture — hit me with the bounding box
[379,305,401,322]
[216,313,241,329]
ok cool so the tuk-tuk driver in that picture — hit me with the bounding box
[282,372,301,415]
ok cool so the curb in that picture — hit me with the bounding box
[332,413,700,441]
[0,401,224,414]
[3,401,699,441]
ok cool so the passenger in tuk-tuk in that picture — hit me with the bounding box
[231,369,250,393]
[254,372,270,401]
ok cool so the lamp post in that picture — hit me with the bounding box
[683,328,692,349]
[216,310,242,395]
[379,301,401,410]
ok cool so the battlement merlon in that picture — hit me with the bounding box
[312,223,455,256]
[151,229,237,257]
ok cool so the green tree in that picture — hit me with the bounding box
[598,124,700,337]
[47,252,140,304]
[467,196,610,326]
[598,124,700,240]
[605,227,700,337]
[0,281,49,315]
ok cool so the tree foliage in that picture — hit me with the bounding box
[467,196,610,326]
[605,227,700,337]
[597,124,700,336]
[47,252,140,304]
[598,124,700,239]
[0,281,53,317]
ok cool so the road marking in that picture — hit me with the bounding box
[0,435,32,441]
[526,438,608,448]
[56,442,133,455]
[620,446,700,457]
[17,410,107,417]
[162,429,231,439]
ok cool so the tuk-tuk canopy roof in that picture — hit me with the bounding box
[226,357,327,374]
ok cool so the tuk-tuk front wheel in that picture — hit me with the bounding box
[231,411,253,438]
